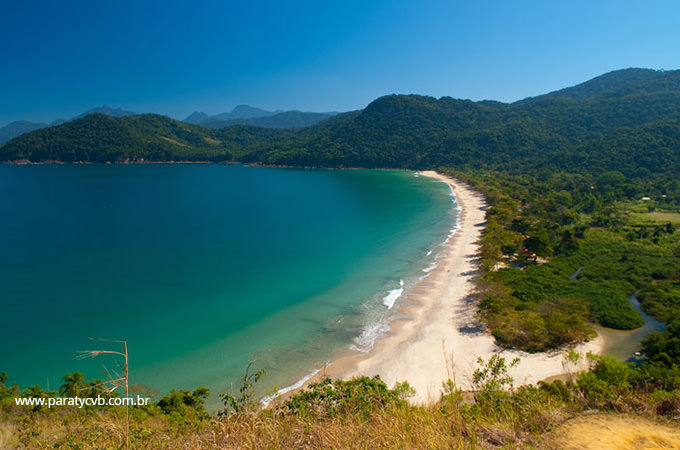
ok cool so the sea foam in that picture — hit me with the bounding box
[261,367,323,407]
[351,175,463,355]
[422,262,437,273]
[382,279,404,309]
[350,319,391,353]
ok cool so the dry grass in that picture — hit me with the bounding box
[0,420,18,449]
[1,399,569,449]
[3,374,679,449]
[4,406,679,449]
[547,414,680,450]
[207,407,475,449]
[630,211,680,225]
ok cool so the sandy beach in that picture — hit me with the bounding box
[319,170,603,404]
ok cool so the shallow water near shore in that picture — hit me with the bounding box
[0,164,456,408]
[596,294,665,362]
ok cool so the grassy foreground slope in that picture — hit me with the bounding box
[2,353,679,449]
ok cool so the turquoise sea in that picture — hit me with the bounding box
[0,164,456,407]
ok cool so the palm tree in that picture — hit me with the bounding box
[59,371,86,397]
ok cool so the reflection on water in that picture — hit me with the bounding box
[597,294,666,361]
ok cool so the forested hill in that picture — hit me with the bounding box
[523,67,663,100]
[2,67,679,180]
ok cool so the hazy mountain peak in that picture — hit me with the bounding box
[214,105,278,121]
[232,104,272,115]
[0,106,136,143]
[184,105,276,124]
[0,120,49,144]
[184,112,209,124]
[75,105,136,119]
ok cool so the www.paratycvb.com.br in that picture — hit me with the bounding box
[15,395,150,408]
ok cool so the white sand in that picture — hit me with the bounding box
[324,171,603,404]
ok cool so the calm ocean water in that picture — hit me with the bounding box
[0,164,455,406]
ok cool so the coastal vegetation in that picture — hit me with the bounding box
[447,168,680,352]
[2,353,679,448]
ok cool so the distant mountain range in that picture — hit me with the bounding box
[0,121,53,144]
[185,105,280,124]
[72,106,136,120]
[184,105,339,129]
[0,106,137,144]
[1,105,338,143]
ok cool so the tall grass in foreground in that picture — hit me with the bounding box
[2,354,679,449]
[4,387,675,449]
[1,396,556,449]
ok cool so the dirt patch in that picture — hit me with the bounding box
[203,137,221,145]
[547,414,680,449]
[160,136,188,147]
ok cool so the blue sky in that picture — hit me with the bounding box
[2,0,679,125]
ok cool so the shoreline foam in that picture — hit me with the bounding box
[382,279,404,309]
[273,171,602,405]
[268,170,603,406]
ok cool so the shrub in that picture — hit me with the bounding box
[282,376,411,419]
[157,387,210,418]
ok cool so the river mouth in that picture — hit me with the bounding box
[570,265,665,362]
[597,293,665,362]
